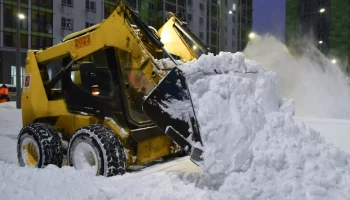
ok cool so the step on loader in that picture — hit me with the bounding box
[17,1,208,177]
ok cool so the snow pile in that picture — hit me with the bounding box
[179,51,350,199]
[214,112,350,200]
[179,52,281,174]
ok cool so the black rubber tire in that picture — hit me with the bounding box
[17,123,63,168]
[67,124,126,177]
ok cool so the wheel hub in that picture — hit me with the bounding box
[72,141,99,175]
[21,137,39,167]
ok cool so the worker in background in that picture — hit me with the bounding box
[0,84,9,103]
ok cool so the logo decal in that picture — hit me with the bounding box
[23,73,31,92]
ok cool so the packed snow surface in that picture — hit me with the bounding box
[1,48,350,199]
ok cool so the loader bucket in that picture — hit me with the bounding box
[142,67,203,164]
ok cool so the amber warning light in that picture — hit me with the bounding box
[91,85,100,96]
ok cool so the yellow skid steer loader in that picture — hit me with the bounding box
[17,1,207,177]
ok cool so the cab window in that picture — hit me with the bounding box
[70,49,114,97]
[118,49,154,123]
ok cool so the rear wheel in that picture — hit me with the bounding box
[67,124,126,177]
[17,123,63,168]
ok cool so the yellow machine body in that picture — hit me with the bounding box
[20,2,200,167]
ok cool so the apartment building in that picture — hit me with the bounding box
[237,0,252,51]
[153,0,242,54]
[0,0,253,85]
[286,0,349,73]
[0,0,132,85]
[0,0,53,85]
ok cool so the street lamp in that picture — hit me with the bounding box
[228,10,233,14]
[319,40,323,44]
[319,8,325,13]
[16,0,25,109]
[331,59,337,64]
[18,13,25,19]
[249,32,256,39]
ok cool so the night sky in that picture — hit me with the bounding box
[252,0,286,42]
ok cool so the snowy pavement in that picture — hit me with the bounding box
[0,102,22,164]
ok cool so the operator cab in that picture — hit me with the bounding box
[60,47,155,129]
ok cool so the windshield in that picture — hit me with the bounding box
[118,49,154,123]
[174,22,209,58]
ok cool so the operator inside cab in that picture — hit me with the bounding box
[0,84,9,103]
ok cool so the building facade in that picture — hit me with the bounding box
[147,0,244,54]
[0,0,253,85]
[286,0,349,74]
[54,0,252,55]
[237,0,252,51]
[0,0,53,85]
[0,0,122,85]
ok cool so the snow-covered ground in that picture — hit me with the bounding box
[0,102,22,164]
[2,104,349,200]
[1,36,350,200]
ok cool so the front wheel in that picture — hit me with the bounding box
[67,124,126,177]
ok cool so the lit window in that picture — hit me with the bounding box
[232,3,236,11]
[11,66,26,87]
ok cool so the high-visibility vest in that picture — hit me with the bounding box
[0,87,9,103]
[1,87,8,95]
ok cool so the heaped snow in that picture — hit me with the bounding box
[243,35,350,171]
[179,51,350,199]
[1,44,350,200]
[179,52,272,174]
